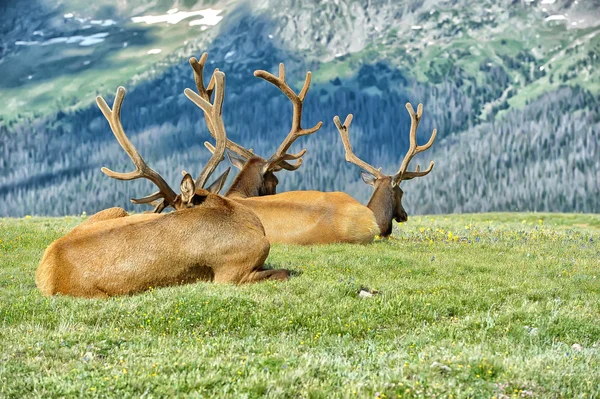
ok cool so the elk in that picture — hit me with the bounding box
[334,103,437,237]
[225,104,436,244]
[35,72,289,298]
[190,53,322,198]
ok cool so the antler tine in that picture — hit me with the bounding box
[96,87,179,210]
[254,63,323,169]
[184,71,228,189]
[333,114,385,178]
[204,141,257,159]
[130,191,163,204]
[401,161,435,180]
[298,70,311,102]
[393,102,437,183]
[189,53,217,101]
[203,141,225,162]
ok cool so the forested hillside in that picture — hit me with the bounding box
[1,0,599,216]
[408,86,600,214]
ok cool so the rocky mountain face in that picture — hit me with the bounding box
[0,0,599,216]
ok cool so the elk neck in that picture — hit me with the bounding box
[366,181,394,237]
[225,158,264,198]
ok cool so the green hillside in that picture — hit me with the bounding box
[1,0,599,217]
[1,0,228,121]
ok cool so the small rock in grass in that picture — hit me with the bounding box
[523,325,538,335]
[572,343,583,351]
[430,361,452,373]
[358,287,380,298]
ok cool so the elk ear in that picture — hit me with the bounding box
[227,151,247,170]
[361,171,377,186]
[180,173,196,205]
[205,167,231,194]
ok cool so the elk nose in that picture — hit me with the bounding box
[395,212,408,223]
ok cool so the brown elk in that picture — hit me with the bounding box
[334,103,437,237]
[35,72,289,298]
[190,53,322,198]
[218,104,437,244]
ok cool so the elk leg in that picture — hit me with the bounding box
[90,285,111,298]
[239,268,290,284]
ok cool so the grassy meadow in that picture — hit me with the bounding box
[0,213,599,398]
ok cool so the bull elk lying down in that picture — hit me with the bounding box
[229,104,436,245]
[36,72,289,298]
[195,53,437,244]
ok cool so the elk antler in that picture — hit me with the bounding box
[97,87,179,213]
[184,71,229,189]
[254,63,323,171]
[334,114,385,179]
[393,103,437,183]
[189,53,257,161]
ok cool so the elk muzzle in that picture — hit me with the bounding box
[395,211,408,223]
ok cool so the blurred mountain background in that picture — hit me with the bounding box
[0,0,599,217]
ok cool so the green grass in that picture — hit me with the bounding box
[1,213,599,397]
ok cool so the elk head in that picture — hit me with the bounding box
[189,53,322,198]
[96,71,231,213]
[334,103,437,237]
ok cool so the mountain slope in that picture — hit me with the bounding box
[0,0,599,216]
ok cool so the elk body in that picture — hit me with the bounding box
[191,54,379,244]
[36,73,288,298]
